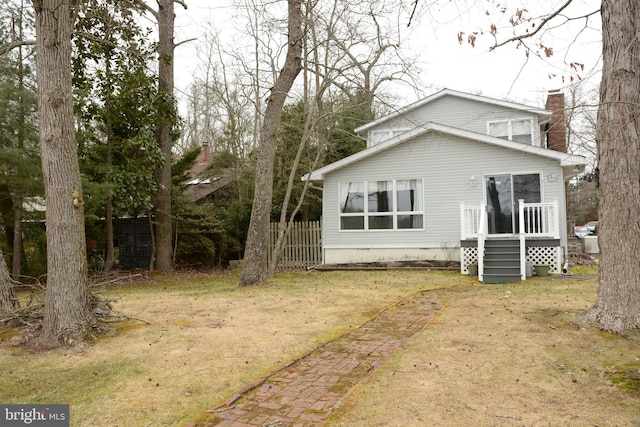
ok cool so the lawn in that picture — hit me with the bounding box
[1,266,638,426]
[326,266,640,426]
[0,269,461,426]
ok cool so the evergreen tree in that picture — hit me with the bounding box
[0,1,42,281]
[73,0,166,272]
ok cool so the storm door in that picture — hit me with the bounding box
[485,173,541,234]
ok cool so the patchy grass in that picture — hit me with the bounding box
[608,361,640,396]
[2,266,639,426]
[326,266,640,426]
[0,269,462,426]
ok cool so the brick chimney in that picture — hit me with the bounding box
[200,142,209,164]
[545,90,566,152]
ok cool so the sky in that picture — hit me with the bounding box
[169,0,602,110]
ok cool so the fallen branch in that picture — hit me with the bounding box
[0,303,44,324]
[1,286,151,331]
[90,272,144,288]
[496,414,522,420]
[96,314,152,325]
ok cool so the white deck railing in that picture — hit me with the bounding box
[460,202,487,281]
[460,200,559,240]
[460,203,484,239]
[518,199,560,238]
[461,200,559,280]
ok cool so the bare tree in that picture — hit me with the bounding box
[32,0,94,348]
[185,27,256,159]
[267,0,423,274]
[565,82,598,168]
[322,0,422,115]
[268,100,319,278]
[583,0,640,332]
[239,0,304,287]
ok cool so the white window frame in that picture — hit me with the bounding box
[339,179,425,231]
[369,128,410,146]
[487,118,534,144]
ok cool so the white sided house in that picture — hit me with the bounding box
[304,88,587,283]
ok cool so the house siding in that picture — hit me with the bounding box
[365,96,544,148]
[323,131,566,264]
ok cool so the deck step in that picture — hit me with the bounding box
[483,273,522,284]
[481,238,522,283]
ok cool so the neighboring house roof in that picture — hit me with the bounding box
[304,122,586,182]
[188,156,214,179]
[184,173,233,202]
[354,88,552,135]
[183,147,233,203]
[23,196,46,212]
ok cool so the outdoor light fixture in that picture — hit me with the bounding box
[469,175,478,187]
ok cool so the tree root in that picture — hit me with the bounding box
[582,305,640,335]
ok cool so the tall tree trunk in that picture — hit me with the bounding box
[583,0,640,333]
[104,194,114,272]
[33,0,94,348]
[103,33,114,273]
[153,0,175,271]
[0,248,18,317]
[268,110,312,278]
[0,186,15,252]
[239,0,304,287]
[12,5,26,281]
[11,202,22,282]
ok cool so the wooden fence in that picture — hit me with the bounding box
[268,221,322,270]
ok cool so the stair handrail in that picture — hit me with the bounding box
[477,202,487,282]
[518,199,526,280]
[552,198,560,239]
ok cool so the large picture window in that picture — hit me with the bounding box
[488,118,533,144]
[340,179,423,230]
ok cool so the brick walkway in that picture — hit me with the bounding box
[187,289,453,427]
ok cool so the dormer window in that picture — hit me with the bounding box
[487,118,534,144]
[370,128,410,146]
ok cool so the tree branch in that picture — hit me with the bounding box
[175,37,197,48]
[490,0,574,51]
[174,0,187,9]
[407,0,419,27]
[0,40,36,56]
[131,0,159,20]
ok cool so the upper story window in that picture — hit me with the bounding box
[487,118,534,144]
[339,179,424,231]
[369,128,410,146]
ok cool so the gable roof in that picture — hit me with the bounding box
[354,88,552,135]
[304,122,586,181]
[183,149,234,203]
